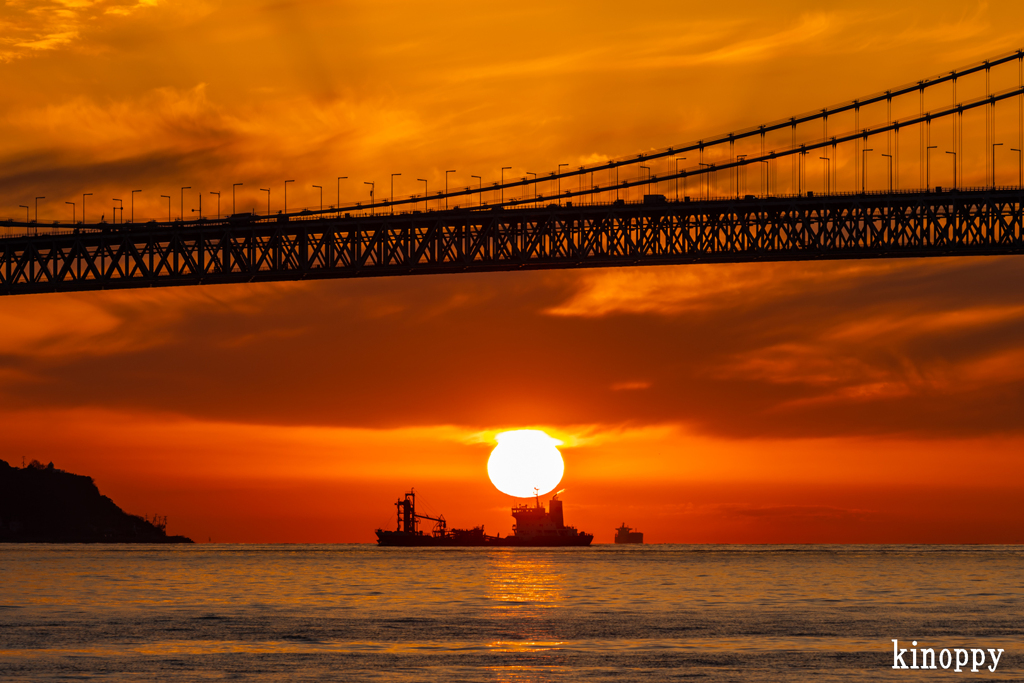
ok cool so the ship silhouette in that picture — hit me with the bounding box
[614,523,644,544]
[375,489,593,547]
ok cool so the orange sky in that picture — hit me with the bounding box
[2,0,1024,543]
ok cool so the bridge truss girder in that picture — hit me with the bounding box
[2,189,1023,296]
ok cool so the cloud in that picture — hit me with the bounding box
[0,85,237,187]
[436,12,837,84]
[1,83,238,156]
[610,381,650,391]
[723,504,874,522]
[3,256,1024,441]
[721,297,1024,410]
[891,2,993,47]
[0,0,160,63]
[14,30,79,51]
[626,13,838,70]
[824,305,1024,344]
[545,261,900,318]
[0,84,429,219]
[0,282,293,358]
[0,406,488,481]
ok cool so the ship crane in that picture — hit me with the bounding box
[394,490,447,537]
[418,512,447,537]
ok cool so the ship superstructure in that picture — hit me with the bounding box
[375,489,592,547]
[507,492,593,546]
[614,523,644,544]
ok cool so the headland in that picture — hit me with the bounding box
[0,459,193,543]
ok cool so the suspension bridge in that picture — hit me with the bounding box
[4,49,1024,296]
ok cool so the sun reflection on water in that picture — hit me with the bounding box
[486,551,566,612]
[484,664,575,683]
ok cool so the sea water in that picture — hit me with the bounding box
[0,545,1020,681]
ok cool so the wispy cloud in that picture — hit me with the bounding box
[722,503,875,522]
[723,300,1024,410]
[0,84,428,218]
[610,381,650,391]
[0,282,296,358]
[1,0,160,62]
[622,13,838,71]
[544,261,900,318]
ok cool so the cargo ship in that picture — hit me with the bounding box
[375,489,593,547]
[614,523,644,544]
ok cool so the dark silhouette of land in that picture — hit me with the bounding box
[0,459,192,543]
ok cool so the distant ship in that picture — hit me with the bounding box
[614,523,644,544]
[375,489,593,547]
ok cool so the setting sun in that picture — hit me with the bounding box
[487,430,565,498]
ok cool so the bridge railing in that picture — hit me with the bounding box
[6,185,1024,241]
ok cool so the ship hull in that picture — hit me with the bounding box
[375,530,454,546]
[376,529,593,547]
[498,533,593,547]
[614,533,643,544]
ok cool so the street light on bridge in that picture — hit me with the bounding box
[501,167,511,203]
[113,199,123,225]
[471,175,481,206]
[313,185,322,213]
[180,187,190,221]
[527,171,536,201]
[880,154,893,193]
[445,170,455,209]
[35,197,44,224]
[337,177,347,209]
[819,157,830,195]
[364,181,374,215]
[131,190,141,223]
[557,163,568,201]
[418,179,428,211]
[19,205,28,223]
[260,188,270,215]
[1012,148,1023,187]
[946,151,957,189]
[161,195,171,222]
[233,183,242,215]
[284,180,294,214]
[210,191,220,219]
[66,202,75,224]
[391,174,401,213]
[698,163,711,200]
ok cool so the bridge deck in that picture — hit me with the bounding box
[2,189,1023,296]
